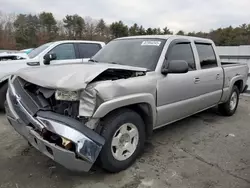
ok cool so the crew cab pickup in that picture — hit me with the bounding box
[5,35,249,173]
[0,40,105,110]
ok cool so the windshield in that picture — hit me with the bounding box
[28,42,54,59]
[92,38,166,71]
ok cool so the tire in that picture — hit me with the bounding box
[0,83,8,111]
[219,85,239,116]
[99,108,146,173]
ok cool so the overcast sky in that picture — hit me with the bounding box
[1,0,250,32]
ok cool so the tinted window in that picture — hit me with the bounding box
[196,43,217,69]
[50,43,76,60]
[78,43,101,58]
[92,39,166,71]
[167,43,195,70]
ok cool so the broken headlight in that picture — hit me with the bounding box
[55,90,80,101]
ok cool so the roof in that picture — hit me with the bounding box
[117,35,173,40]
[116,35,213,43]
[53,40,106,45]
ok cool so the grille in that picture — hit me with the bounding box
[11,77,40,115]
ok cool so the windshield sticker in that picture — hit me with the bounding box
[141,41,161,46]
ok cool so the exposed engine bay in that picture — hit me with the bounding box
[23,82,80,119]
[21,68,146,122]
[91,69,145,82]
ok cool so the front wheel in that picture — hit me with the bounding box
[99,109,145,173]
[219,85,239,116]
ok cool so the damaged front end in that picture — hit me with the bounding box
[13,63,148,123]
[5,63,151,171]
[5,76,105,172]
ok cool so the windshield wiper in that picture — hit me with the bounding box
[89,59,98,62]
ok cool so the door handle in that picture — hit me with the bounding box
[27,62,40,66]
[194,77,200,84]
[216,74,220,80]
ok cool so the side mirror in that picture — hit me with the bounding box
[162,60,189,75]
[44,53,57,65]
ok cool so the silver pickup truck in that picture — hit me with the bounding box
[5,35,249,173]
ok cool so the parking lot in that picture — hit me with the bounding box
[0,96,250,188]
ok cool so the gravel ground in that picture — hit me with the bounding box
[1,96,250,188]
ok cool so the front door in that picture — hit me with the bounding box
[48,43,82,65]
[156,40,201,127]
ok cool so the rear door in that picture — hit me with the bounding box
[76,43,102,62]
[193,42,223,110]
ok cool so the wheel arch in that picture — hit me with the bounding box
[93,93,156,138]
[0,78,8,88]
[234,80,243,93]
[221,76,244,103]
[0,79,9,110]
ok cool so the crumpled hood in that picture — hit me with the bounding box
[15,63,147,91]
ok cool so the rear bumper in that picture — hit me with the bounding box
[5,85,105,172]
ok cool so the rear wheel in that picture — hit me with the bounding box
[99,109,145,173]
[219,85,239,116]
[0,83,8,111]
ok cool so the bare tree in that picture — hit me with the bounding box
[57,20,66,40]
[84,16,97,40]
[0,12,16,49]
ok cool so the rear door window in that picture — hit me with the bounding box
[78,43,102,58]
[195,43,217,69]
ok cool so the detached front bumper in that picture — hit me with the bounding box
[5,83,105,172]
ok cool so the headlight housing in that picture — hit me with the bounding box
[55,90,80,101]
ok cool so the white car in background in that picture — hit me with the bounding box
[20,48,34,54]
[0,40,105,110]
[0,52,29,61]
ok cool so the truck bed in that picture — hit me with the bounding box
[220,61,249,102]
[222,62,248,88]
[221,62,250,89]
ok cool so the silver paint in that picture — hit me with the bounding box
[15,63,147,91]
[13,35,249,131]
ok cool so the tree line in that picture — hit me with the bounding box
[0,11,250,50]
